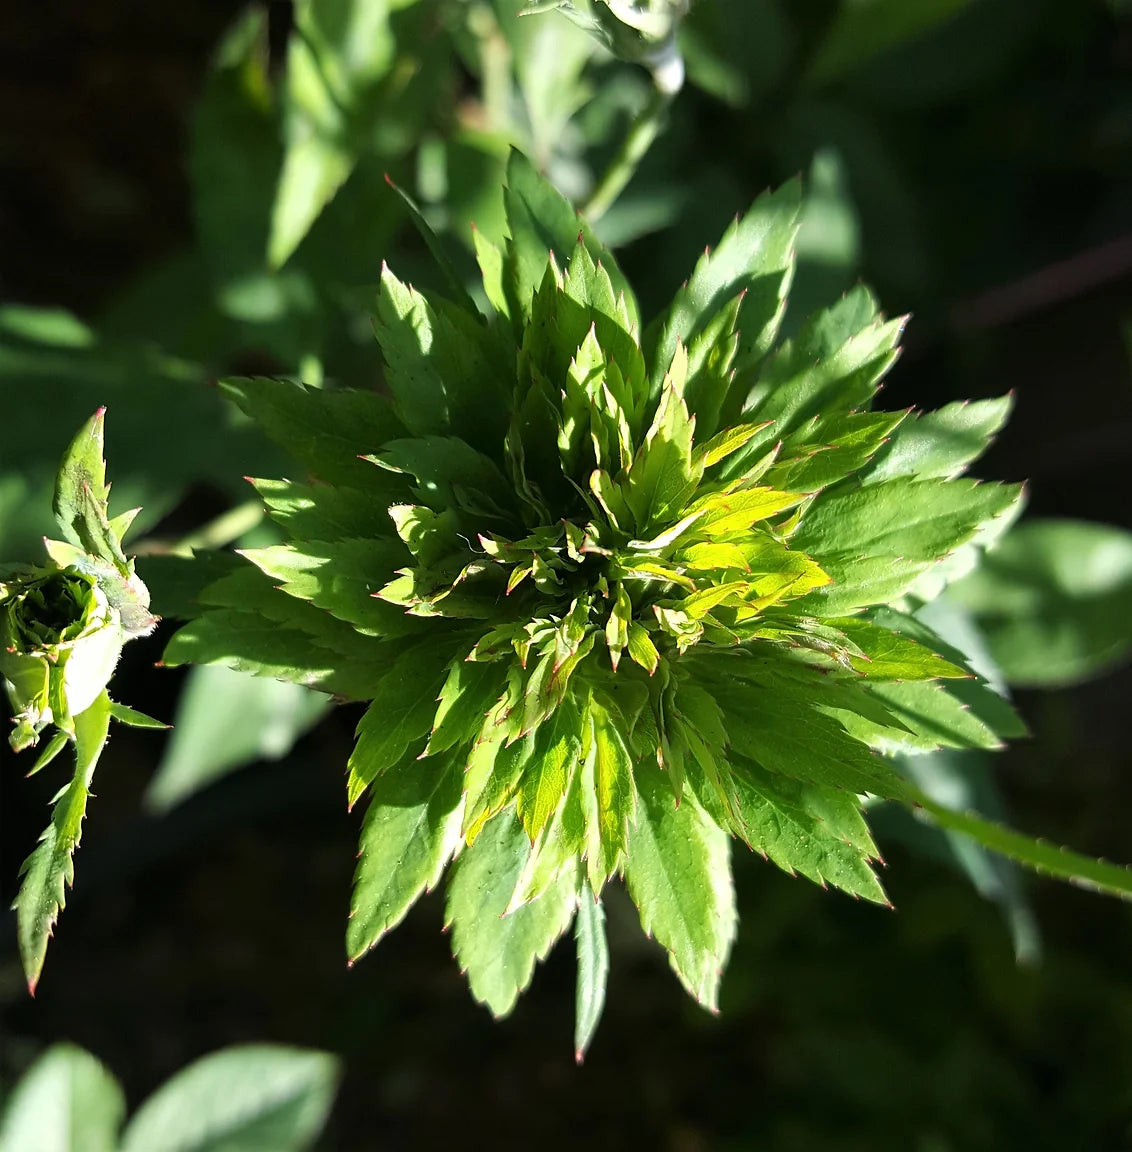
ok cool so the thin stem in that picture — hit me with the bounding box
[582,83,672,224]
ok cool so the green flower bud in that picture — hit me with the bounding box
[0,566,125,751]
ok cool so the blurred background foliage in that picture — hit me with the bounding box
[2,0,1132,1147]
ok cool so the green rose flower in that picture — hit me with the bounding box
[1,566,125,751]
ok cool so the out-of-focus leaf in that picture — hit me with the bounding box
[881,750,1040,964]
[0,1043,124,1152]
[945,518,1132,687]
[806,0,977,86]
[145,665,330,812]
[118,1045,339,1152]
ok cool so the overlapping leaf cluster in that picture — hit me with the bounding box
[166,151,1031,1050]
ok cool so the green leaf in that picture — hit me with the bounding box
[503,150,639,330]
[724,293,904,476]
[0,1043,125,1152]
[384,174,481,316]
[851,679,1015,753]
[190,8,280,284]
[146,665,330,812]
[862,395,1013,483]
[269,135,353,270]
[830,614,969,680]
[581,692,638,891]
[573,886,609,1064]
[221,378,407,489]
[446,807,578,1017]
[945,518,1132,687]
[427,657,508,755]
[253,477,406,541]
[242,539,415,638]
[764,410,908,493]
[729,757,888,903]
[915,796,1132,902]
[13,690,111,993]
[346,641,460,806]
[162,609,385,701]
[648,180,802,398]
[52,409,128,573]
[790,478,1022,614]
[706,664,915,800]
[348,748,464,960]
[890,749,1040,964]
[118,1045,339,1152]
[807,0,977,86]
[515,699,584,841]
[108,701,169,730]
[625,759,736,1010]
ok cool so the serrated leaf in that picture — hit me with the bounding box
[580,693,637,891]
[162,610,384,700]
[764,410,908,493]
[348,748,464,959]
[52,409,128,573]
[13,689,111,994]
[427,657,509,755]
[253,477,406,541]
[108,701,169,729]
[242,539,415,638]
[376,435,514,514]
[829,615,969,680]
[790,478,1023,614]
[515,698,583,841]
[723,288,903,477]
[573,887,609,1064]
[689,486,807,538]
[863,395,1013,483]
[729,756,888,902]
[446,807,578,1017]
[374,269,510,447]
[624,759,736,1009]
[648,180,802,398]
[346,641,461,806]
[861,679,1018,752]
[118,1044,339,1152]
[626,346,701,531]
[503,150,639,330]
[626,621,660,674]
[706,666,914,800]
[0,1043,125,1152]
[221,378,406,488]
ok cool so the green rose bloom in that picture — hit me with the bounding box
[0,566,125,751]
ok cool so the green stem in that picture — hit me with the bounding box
[916,795,1132,900]
[583,84,672,224]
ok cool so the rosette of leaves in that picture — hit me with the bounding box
[165,151,1132,1057]
[2,410,162,992]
